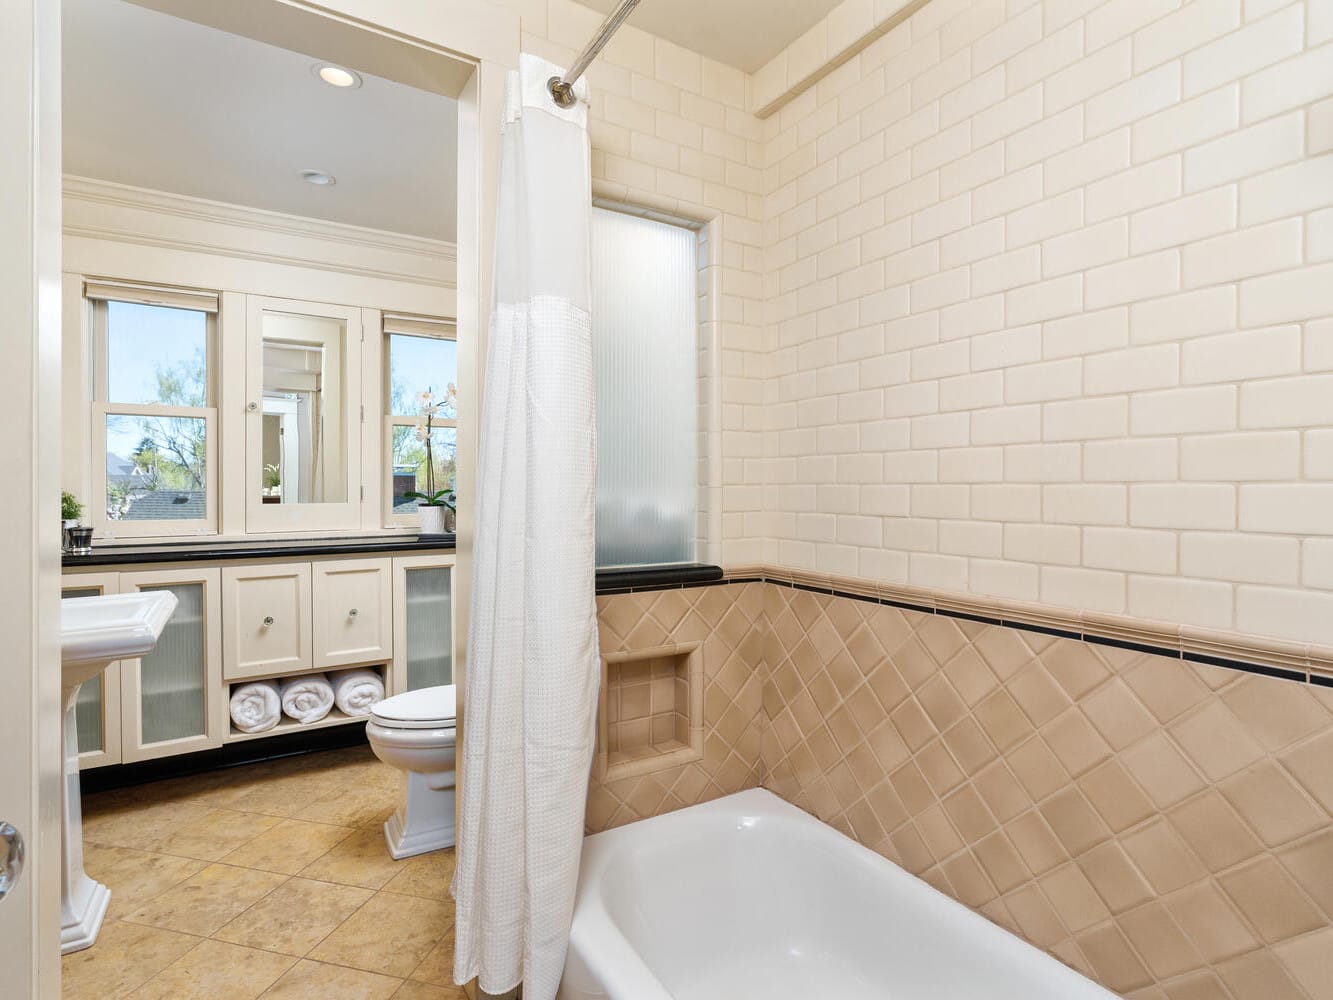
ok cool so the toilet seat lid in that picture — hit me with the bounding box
[371,684,457,729]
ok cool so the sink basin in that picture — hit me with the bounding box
[61,591,177,687]
[58,590,178,954]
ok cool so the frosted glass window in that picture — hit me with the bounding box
[404,567,453,690]
[138,583,206,745]
[591,208,698,567]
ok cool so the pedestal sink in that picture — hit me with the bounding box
[60,591,177,953]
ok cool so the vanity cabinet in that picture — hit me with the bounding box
[61,573,123,770]
[64,546,450,768]
[392,554,456,693]
[313,559,393,669]
[221,563,313,679]
[117,567,225,763]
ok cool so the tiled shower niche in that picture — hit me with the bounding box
[598,644,704,781]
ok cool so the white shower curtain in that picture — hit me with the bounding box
[452,54,600,1000]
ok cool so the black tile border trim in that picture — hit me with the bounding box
[596,566,1320,690]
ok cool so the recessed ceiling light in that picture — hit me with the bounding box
[300,170,336,186]
[313,64,362,88]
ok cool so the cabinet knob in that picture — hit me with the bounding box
[348,608,359,617]
[262,616,275,627]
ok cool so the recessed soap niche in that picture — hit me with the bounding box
[599,642,703,780]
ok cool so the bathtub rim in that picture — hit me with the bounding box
[565,787,1119,1000]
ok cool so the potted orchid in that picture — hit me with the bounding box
[404,384,457,535]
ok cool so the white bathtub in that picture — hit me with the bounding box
[559,789,1117,1000]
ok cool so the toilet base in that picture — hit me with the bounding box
[384,769,456,860]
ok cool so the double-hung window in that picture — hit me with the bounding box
[89,282,218,536]
[383,314,458,526]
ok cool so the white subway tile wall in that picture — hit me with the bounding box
[758,0,1333,641]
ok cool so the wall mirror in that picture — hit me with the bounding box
[259,313,347,506]
[246,297,363,532]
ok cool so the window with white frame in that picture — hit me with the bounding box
[590,207,699,568]
[383,314,458,525]
[89,282,218,536]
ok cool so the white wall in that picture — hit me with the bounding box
[759,0,1333,643]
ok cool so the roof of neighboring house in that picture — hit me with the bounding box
[107,452,138,486]
[120,489,205,521]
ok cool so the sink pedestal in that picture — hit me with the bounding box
[59,590,178,955]
[61,683,110,954]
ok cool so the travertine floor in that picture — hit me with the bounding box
[65,745,468,1000]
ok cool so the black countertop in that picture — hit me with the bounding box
[64,538,725,595]
[62,534,456,568]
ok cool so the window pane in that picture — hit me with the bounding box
[106,301,208,406]
[106,414,207,520]
[388,334,457,417]
[591,208,698,568]
[392,425,457,513]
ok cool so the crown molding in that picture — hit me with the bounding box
[62,175,457,288]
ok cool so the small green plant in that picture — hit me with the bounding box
[61,491,83,522]
[263,463,281,490]
[403,488,456,510]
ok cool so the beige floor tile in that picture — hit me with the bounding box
[128,939,296,1000]
[298,825,404,889]
[147,807,283,861]
[259,959,403,999]
[308,891,453,978]
[393,982,470,1000]
[122,863,288,937]
[297,784,399,828]
[61,919,200,1000]
[83,798,213,850]
[214,877,373,956]
[83,844,208,919]
[408,926,455,986]
[382,848,457,901]
[220,818,354,874]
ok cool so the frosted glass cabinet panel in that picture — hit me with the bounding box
[61,574,123,769]
[392,555,455,694]
[119,567,224,762]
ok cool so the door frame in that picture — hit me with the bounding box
[7,0,510,991]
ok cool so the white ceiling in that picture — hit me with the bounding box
[578,0,846,73]
[62,0,458,241]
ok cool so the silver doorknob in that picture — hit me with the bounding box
[247,402,259,412]
[0,822,24,901]
[262,616,275,627]
[348,608,359,617]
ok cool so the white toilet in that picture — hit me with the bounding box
[366,684,458,860]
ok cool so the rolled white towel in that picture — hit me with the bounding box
[229,680,281,733]
[279,673,334,725]
[330,667,385,717]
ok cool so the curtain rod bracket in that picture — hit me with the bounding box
[546,0,643,108]
[547,77,577,109]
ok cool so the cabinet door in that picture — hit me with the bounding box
[391,554,455,694]
[61,573,123,769]
[222,563,312,679]
[119,567,224,762]
[313,558,392,669]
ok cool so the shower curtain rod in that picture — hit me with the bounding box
[547,0,643,108]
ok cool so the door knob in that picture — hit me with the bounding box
[262,616,275,627]
[348,608,359,617]
[0,822,24,901]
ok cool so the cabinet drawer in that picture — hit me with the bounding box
[222,563,312,679]
[313,558,392,669]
